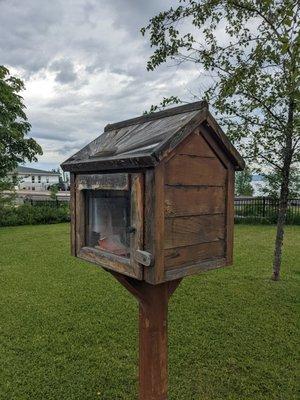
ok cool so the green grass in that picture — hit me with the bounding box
[0,224,299,400]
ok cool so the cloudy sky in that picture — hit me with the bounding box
[0,0,208,171]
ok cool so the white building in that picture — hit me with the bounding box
[9,166,60,191]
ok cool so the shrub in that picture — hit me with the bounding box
[235,209,300,225]
[0,203,70,227]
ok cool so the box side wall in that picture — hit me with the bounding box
[162,129,231,281]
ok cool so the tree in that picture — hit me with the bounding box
[0,66,42,181]
[142,0,299,281]
[235,167,254,196]
[49,184,59,200]
[262,166,300,198]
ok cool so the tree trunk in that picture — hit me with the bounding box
[272,173,290,281]
[272,97,294,280]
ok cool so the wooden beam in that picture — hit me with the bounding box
[110,272,182,399]
[138,283,169,400]
[70,172,76,256]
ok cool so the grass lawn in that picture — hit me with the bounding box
[0,224,299,400]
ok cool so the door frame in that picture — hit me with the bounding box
[74,172,144,280]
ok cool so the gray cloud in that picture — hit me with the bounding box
[49,59,78,84]
[0,0,202,170]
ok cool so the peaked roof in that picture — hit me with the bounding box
[61,101,244,172]
[11,166,60,175]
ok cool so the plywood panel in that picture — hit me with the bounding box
[165,155,226,186]
[165,186,225,217]
[165,240,225,269]
[164,214,225,249]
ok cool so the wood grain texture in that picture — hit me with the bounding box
[154,109,207,162]
[206,114,245,170]
[61,102,244,175]
[165,257,227,280]
[165,154,226,186]
[143,169,156,283]
[165,214,225,249]
[110,273,181,400]
[165,186,225,217]
[74,172,144,280]
[161,129,230,279]
[226,165,235,265]
[174,129,217,158]
[78,247,138,278]
[199,125,231,169]
[130,173,144,279]
[63,154,157,173]
[139,282,169,400]
[76,173,129,191]
[70,173,76,256]
[75,184,85,253]
[152,163,165,283]
[165,240,225,269]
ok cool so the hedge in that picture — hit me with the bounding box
[0,203,70,227]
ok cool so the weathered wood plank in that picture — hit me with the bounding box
[164,214,225,249]
[153,109,207,161]
[75,183,85,253]
[165,154,226,186]
[226,165,235,265]
[165,186,225,217]
[165,257,228,280]
[78,246,140,278]
[76,173,129,191]
[143,169,156,283]
[199,125,231,169]
[165,240,225,269]
[130,173,144,279]
[139,282,170,400]
[206,114,245,170]
[153,163,165,283]
[70,173,76,256]
[176,130,217,158]
[62,154,157,173]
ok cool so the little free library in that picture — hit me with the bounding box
[61,101,245,400]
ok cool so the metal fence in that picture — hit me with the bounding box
[24,198,69,207]
[235,197,300,224]
[22,195,300,224]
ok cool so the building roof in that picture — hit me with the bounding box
[12,166,60,175]
[61,101,245,172]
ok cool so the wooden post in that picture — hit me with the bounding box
[110,272,181,400]
[139,283,168,400]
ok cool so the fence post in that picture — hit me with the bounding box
[262,197,266,218]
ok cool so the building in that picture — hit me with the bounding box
[9,166,60,191]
